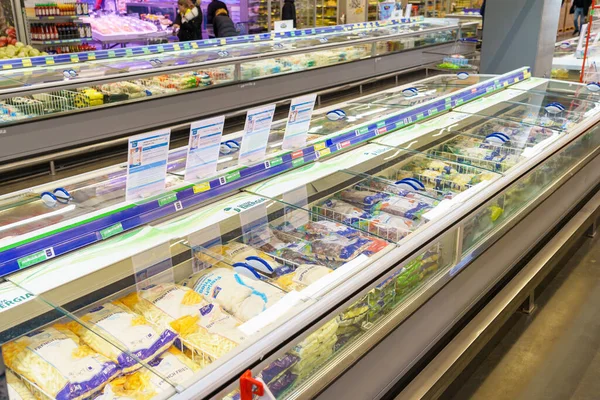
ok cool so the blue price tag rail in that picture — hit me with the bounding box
[0,67,530,276]
[0,17,423,71]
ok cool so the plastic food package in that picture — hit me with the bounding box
[339,188,389,206]
[379,195,432,220]
[311,235,373,262]
[120,283,245,361]
[67,302,178,373]
[290,317,338,360]
[181,267,286,322]
[260,353,300,384]
[6,370,39,400]
[274,264,333,291]
[368,212,415,241]
[2,325,121,400]
[98,347,201,400]
[318,198,371,225]
[268,370,298,397]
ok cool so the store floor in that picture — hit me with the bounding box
[442,234,600,400]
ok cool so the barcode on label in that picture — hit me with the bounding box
[174,201,183,211]
[264,160,271,168]
[219,176,226,185]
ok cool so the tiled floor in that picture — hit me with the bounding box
[443,234,600,400]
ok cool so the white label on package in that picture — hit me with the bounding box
[404,3,412,17]
[184,116,225,182]
[283,186,309,228]
[238,104,276,165]
[282,94,317,150]
[239,290,303,335]
[126,129,171,202]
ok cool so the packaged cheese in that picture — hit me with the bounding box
[181,267,286,322]
[120,283,245,361]
[98,347,201,400]
[274,264,333,292]
[6,370,37,400]
[67,302,178,373]
[2,325,120,400]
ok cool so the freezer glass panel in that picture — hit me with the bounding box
[0,283,179,400]
[510,78,600,104]
[350,83,467,107]
[221,225,458,399]
[374,27,457,56]
[461,122,600,254]
[455,90,600,130]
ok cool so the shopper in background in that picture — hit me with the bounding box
[282,0,297,28]
[213,8,238,37]
[571,0,592,36]
[207,0,229,25]
[174,0,203,41]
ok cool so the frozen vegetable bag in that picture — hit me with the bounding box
[120,283,245,360]
[2,325,121,400]
[67,302,178,373]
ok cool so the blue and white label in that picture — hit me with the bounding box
[126,129,171,202]
[586,82,600,92]
[184,116,225,182]
[545,102,565,114]
[238,103,276,165]
[282,93,317,150]
[457,72,469,80]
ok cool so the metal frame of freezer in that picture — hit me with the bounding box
[1,70,600,400]
[0,18,477,163]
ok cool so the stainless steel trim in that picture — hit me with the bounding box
[396,189,600,400]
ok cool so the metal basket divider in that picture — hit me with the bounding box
[175,336,214,368]
[60,88,92,109]
[39,91,76,112]
[10,97,45,117]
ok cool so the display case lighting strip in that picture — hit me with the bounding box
[0,67,530,277]
[0,17,424,71]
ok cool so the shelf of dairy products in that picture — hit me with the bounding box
[1,70,600,400]
[0,18,478,163]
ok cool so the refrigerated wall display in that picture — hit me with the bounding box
[1,65,600,399]
[0,18,478,163]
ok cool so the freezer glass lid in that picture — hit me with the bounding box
[511,78,600,103]
[455,90,600,130]
[3,62,122,86]
[350,84,462,108]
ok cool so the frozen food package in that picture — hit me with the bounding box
[379,195,432,220]
[98,347,201,400]
[120,283,245,360]
[267,370,298,397]
[275,264,333,291]
[290,317,338,360]
[2,325,121,400]
[291,335,336,377]
[67,302,178,373]
[301,220,360,239]
[260,353,300,384]
[6,370,37,400]
[181,267,286,322]
[338,301,369,328]
[368,212,416,241]
[339,188,389,206]
[198,242,282,273]
[361,180,440,206]
[311,235,372,262]
[318,198,371,225]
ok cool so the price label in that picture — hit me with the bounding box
[191,42,199,49]
[173,43,181,51]
[108,50,116,58]
[87,52,96,60]
[45,57,54,65]
[220,39,226,45]
[22,59,32,67]
[157,45,165,52]
[193,182,211,193]
[70,54,79,63]
[125,49,133,56]
[143,47,151,54]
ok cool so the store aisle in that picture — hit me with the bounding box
[442,234,600,400]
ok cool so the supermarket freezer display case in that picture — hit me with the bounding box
[2,68,600,399]
[0,17,478,163]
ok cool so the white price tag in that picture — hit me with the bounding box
[126,129,171,202]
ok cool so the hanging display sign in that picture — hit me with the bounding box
[126,129,171,202]
[184,116,225,182]
[238,104,276,165]
[282,93,317,150]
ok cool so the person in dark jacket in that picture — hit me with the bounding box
[207,0,229,24]
[571,0,592,35]
[281,0,297,28]
[174,0,202,41]
[213,8,238,37]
